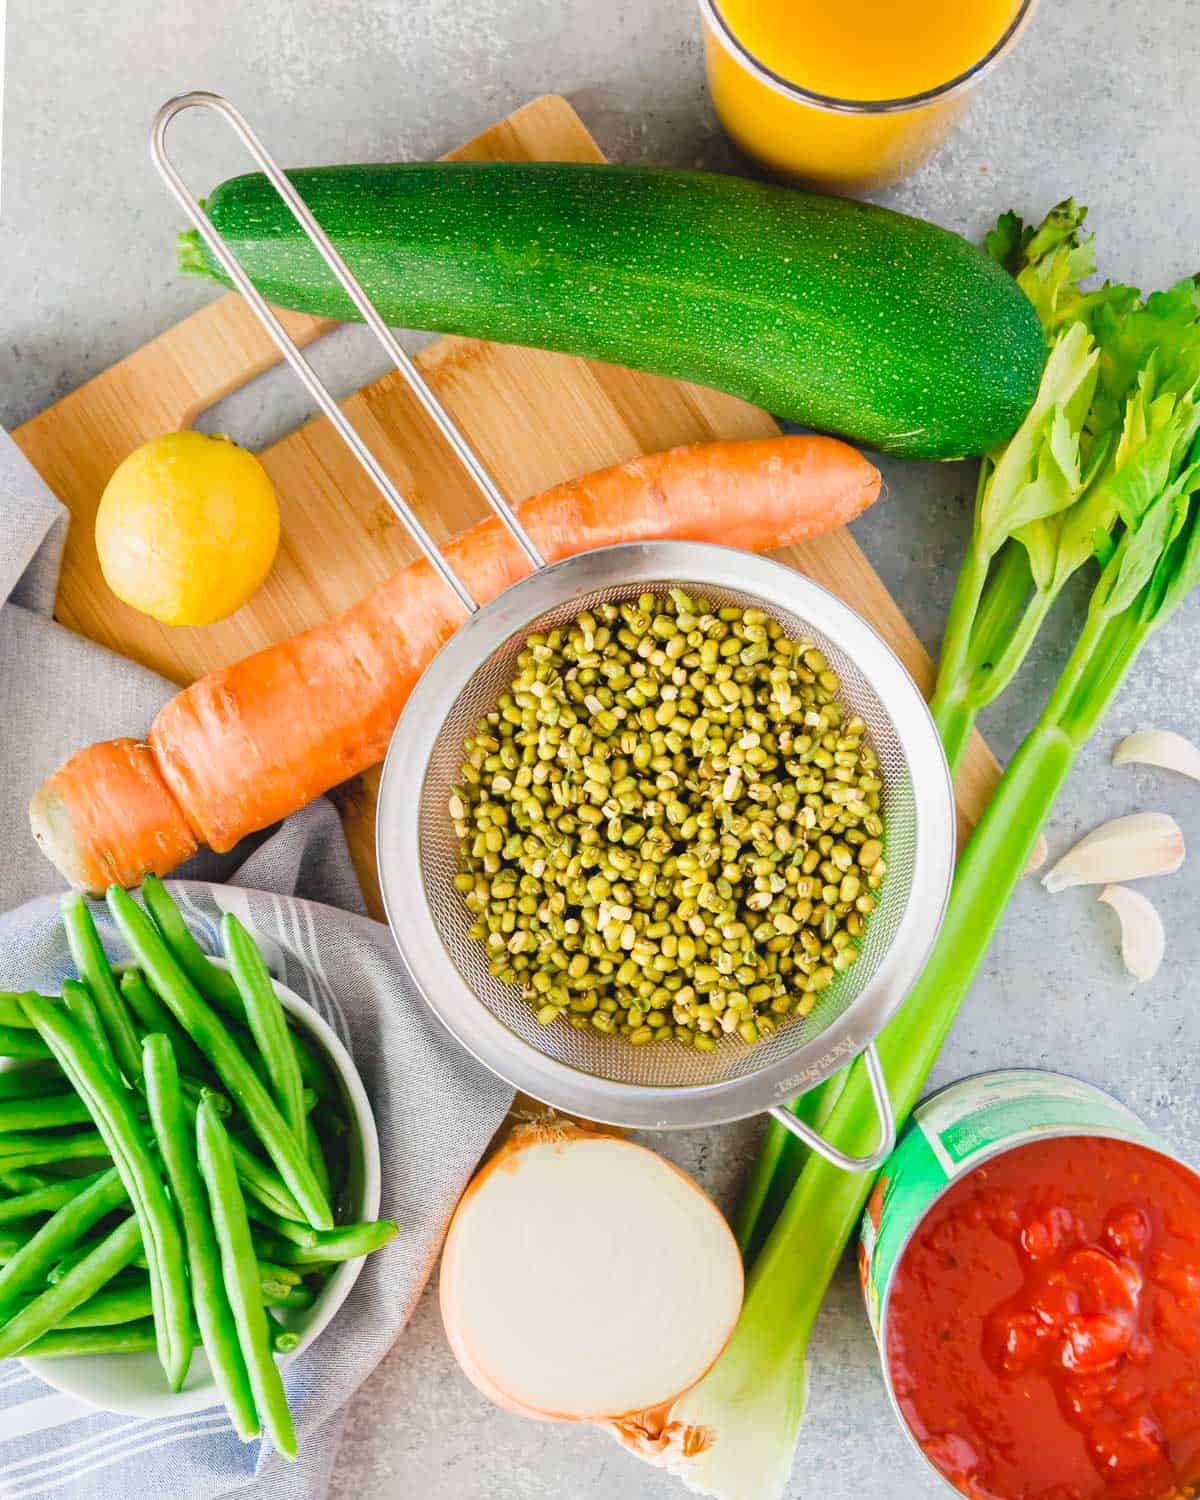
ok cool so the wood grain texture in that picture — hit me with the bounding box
[14,93,998,917]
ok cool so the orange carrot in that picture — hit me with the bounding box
[32,740,199,894]
[31,435,879,892]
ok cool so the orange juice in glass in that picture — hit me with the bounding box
[698,0,1039,192]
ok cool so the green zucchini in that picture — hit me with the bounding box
[179,162,1042,461]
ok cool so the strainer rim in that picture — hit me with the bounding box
[375,540,954,1130]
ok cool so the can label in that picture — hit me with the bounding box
[858,1069,1162,1345]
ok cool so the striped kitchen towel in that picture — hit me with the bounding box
[0,427,514,1496]
[0,825,513,1499]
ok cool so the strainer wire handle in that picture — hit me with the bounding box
[768,1042,896,1172]
[150,90,548,618]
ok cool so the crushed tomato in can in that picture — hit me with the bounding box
[860,1070,1200,1500]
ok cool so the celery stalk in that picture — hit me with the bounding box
[931,219,1200,774]
[927,537,1036,772]
[732,1067,849,1265]
[663,440,1200,1498]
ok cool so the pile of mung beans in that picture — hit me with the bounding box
[450,589,885,1048]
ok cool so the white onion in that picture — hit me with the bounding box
[440,1121,743,1425]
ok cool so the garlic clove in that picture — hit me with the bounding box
[1098,884,1165,982]
[1041,811,1185,893]
[1024,832,1049,875]
[1113,728,1200,784]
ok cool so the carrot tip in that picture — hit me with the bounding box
[30,739,197,894]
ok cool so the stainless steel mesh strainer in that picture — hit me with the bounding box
[153,92,956,1172]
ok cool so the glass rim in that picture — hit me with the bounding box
[696,0,1040,116]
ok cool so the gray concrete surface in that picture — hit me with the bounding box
[2,2,1198,1497]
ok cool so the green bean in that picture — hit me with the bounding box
[0,1173,105,1225]
[107,887,331,1231]
[144,1035,259,1440]
[140,879,330,1103]
[141,876,244,1018]
[34,1280,152,1327]
[0,993,51,1029]
[0,1027,52,1059]
[20,996,191,1390]
[292,1034,339,1105]
[50,1230,151,1283]
[313,1105,351,1198]
[177,1084,304,1222]
[0,1070,71,1103]
[305,1119,331,1206]
[1,1153,108,1174]
[0,1167,96,1190]
[223,914,306,1143]
[110,968,156,1069]
[27,1262,309,1328]
[180,1077,232,1117]
[0,1170,124,1311]
[0,1221,44,1261]
[19,1318,164,1358]
[14,1282,144,1324]
[107,1264,148,1286]
[0,1094,96,1133]
[206,1017,269,1092]
[202,1130,299,1218]
[120,969,207,1077]
[61,980,120,1084]
[252,1219,398,1266]
[47,1239,99,1284]
[60,892,143,1084]
[2,1168,63,1193]
[197,1095,296,1460]
[0,1172,44,1192]
[255,1260,302,1295]
[0,1215,142,1357]
[246,1200,317,1250]
[43,1008,297,1232]
[0,1130,109,1166]
[269,1315,300,1355]
[268,1281,315,1311]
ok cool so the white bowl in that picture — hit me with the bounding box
[21,964,380,1417]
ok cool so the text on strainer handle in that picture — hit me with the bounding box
[768,1042,896,1173]
[150,90,547,618]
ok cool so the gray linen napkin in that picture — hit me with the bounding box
[0,428,514,1496]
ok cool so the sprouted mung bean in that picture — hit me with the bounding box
[449,590,885,1046]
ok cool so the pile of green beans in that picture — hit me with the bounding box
[451,590,887,1046]
[0,878,397,1462]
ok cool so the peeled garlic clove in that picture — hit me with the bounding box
[1024,832,1049,875]
[1098,884,1164,982]
[1041,811,1185,893]
[1114,728,1200,784]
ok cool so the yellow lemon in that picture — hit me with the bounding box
[96,431,280,627]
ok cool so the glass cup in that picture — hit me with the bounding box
[697,0,1039,193]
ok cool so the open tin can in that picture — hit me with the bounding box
[859,1068,1194,1496]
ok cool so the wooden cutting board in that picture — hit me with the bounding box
[13,94,998,917]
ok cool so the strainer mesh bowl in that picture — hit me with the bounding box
[150,93,940,1122]
[415,577,916,1090]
